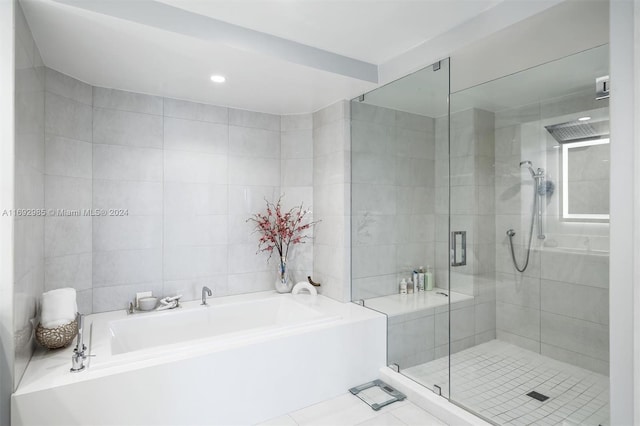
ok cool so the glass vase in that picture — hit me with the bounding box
[274,256,293,293]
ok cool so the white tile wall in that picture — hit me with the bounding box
[313,101,351,302]
[281,114,314,284]
[493,93,610,374]
[14,1,45,388]
[43,67,93,316]
[350,102,436,302]
[39,69,339,313]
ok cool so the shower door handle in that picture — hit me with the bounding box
[450,231,467,267]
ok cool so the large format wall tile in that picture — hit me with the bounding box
[163,246,228,280]
[93,180,162,216]
[229,126,279,158]
[45,175,91,210]
[541,279,608,325]
[93,87,162,115]
[541,311,609,361]
[93,107,163,148]
[493,95,610,373]
[92,249,162,287]
[164,117,228,154]
[229,108,280,131]
[496,301,540,341]
[36,72,371,316]
[93,144,163,182]
[164,182,227,216]
[93,282,163,312]
[164,150,228,184]
[45,68,92,105]
[45,135,92,179]
[540,251,609,288]
[45,92,92,142]
[93,216,162,252]
[45,253,92,291]
[163,98,228,123]
[228,157,279,186]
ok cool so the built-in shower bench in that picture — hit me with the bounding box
[363,290,474,369]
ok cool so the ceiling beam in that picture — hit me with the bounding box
[51,0,379,83]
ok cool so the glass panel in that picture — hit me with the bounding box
[446,45,610,425]
[350,59,450,392]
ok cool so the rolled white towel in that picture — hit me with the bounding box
[41,288,77,328]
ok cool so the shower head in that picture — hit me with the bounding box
[544,119,609,144]
[520,160,536,178]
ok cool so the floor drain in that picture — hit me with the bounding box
[349,380,406,411]
[526,391,550,402]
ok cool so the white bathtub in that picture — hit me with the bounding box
[12,292,386,425]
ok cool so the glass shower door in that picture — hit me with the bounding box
[447,45,610,426]
[350,59,450,394]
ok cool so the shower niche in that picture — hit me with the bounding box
[351,44,610,426]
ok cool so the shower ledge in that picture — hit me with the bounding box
[363,289,473,322]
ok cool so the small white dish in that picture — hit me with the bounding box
[138,297,158,311]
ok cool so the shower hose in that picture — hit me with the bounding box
[506,183,538,273]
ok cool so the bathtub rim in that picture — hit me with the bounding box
[14,291,383,396]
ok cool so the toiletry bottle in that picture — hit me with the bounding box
[407,279,414,294]
[418,266,426,292]
[400,279,407,295]
[412,270,419,292]
[426,266,434,291]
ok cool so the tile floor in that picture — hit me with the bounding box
[256,393,447,426]
[404,340,609,426]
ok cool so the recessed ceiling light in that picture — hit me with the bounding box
[578,116,591,121]
[210,75,226,83]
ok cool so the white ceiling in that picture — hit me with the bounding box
[21,0,504,114]
[156,0,502,64]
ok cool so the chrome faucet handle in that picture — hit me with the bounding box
[70,351,86,373]
[70,347,95,373]
[157,295,182,310]
[70,313,94,373]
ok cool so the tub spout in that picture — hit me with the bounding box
[201,286,213,306]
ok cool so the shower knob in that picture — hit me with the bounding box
[506,229,516,237]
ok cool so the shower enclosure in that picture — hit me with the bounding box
[351,44,610,426]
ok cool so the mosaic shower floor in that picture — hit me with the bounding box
[403,340,609,426]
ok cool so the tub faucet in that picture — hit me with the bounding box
[71,312,88,373]
[201,286,212,306]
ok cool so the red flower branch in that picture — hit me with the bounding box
[247,196,319,261]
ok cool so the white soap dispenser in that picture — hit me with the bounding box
[399,278,408,295]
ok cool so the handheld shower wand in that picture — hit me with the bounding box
[507,160,547,272]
